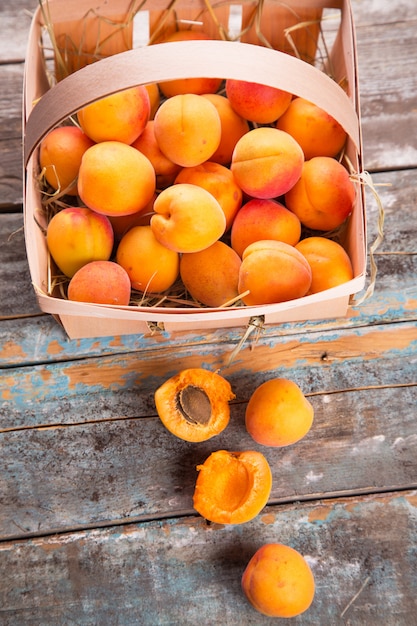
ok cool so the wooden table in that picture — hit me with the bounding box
[1,1,416,623]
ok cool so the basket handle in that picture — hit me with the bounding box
[24,39,360,167]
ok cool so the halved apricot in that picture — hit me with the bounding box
[193,449,272,524]
[154,368,235,442]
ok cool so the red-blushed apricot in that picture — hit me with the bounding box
[151,183,226,253]
[77,86,150,144]
[231,198,301,258]
[242,543,315,617]
[193,450,272,524]
[285,156,356,231]
[295,236,354,294]
[46,207,114,278]
[174,162,242,231]
[180,241,242,307]
[78,141,156,217]
[153,94,222,167]
[131,121,181,189]
[226,79,292,124]
[156,31,222,98]
[154,368,235,442]
[276,97,347,159]
[238,240,312,306]
[202,94,250,165]
[67,260,131,305]
[116,225,179,294]
[39,126,94,196]
[231,127,304,199]
[245,378,314,447]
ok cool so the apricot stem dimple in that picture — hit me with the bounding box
[177,385,212,425]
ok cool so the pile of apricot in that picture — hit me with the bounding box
[39,29,356,308]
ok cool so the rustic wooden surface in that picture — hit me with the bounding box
[1,1,417,624]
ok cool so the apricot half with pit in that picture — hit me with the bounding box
[154,368,235,442]
[193,449,272,524]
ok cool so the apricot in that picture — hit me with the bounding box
[39,125,94,196]
[67,260,131,305]
[174,162,242,231]
[154,368,235,442]
[180,241,242,307]
[242,543,315,618]
[295,236,354,294]
[78,141,156,217]
[77,85,150,144]
[145,83,160,119]
[238,240,312,306]
[226,79,292,124]
[231,127,304,199]
[245,378,314,447]
[116,225,179,294]
[108,195,155,242]
[151,183,226,253]
[202,93,250,165]
[132,121,181,189]
[193,450,272,524]
[231,199,301,258]
[157,31,222,98]
[46,207,114,278]
[285,156,356,231]
[276,97,347,159]
[153,94,222,167]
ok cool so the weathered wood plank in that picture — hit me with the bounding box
[1,490,416,625]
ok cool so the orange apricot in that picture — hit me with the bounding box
[226,79,292,124]
[174,161,242,231]
[154,368,235,442]
[231,198,301,258]
[295,236,354,294]
[193,450,272,524]
[276,97,347,159]
[242,543,315,618]
[39,125,94,196]
[108,194,155,243]
[231,127,304,199]
[202,93,250,165]
[77,85,150,144]
[245,378,314,447]
[132,121,181,189]
[180,241,242,307]
[145,83,160,119]
[67,260,131,305]
[151,183,226,253]
[285,156,356,231]
[238,240,312,306]
[153,94,222,167]
[116,225,179,294]
[78,141,156,217]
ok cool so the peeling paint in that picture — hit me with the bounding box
[0,341,27,361]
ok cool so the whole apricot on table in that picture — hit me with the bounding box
[153,94,222,167]
[245,378,314,447]
[276,97,347,159]
[151,183,226,253]
[231,198,301,258]
[116,225,179,294]
[67,260,131,305]
[241,543,315,617]
[46,207,114,278]
[132,121,181,189]
[285,156,356,231]
[226,79,292,124]
[154,368,235,442]
[39,125,94,196]
[78,141,156,217]
[180,241,241,307]
[193,449,272,524]
[238,240,312,306]
[295,236,354,294]
[174,161,242,231]
[231,127,304,199]
[156,31,222,98]
[77,85,150,144]
[202,93,250,165]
